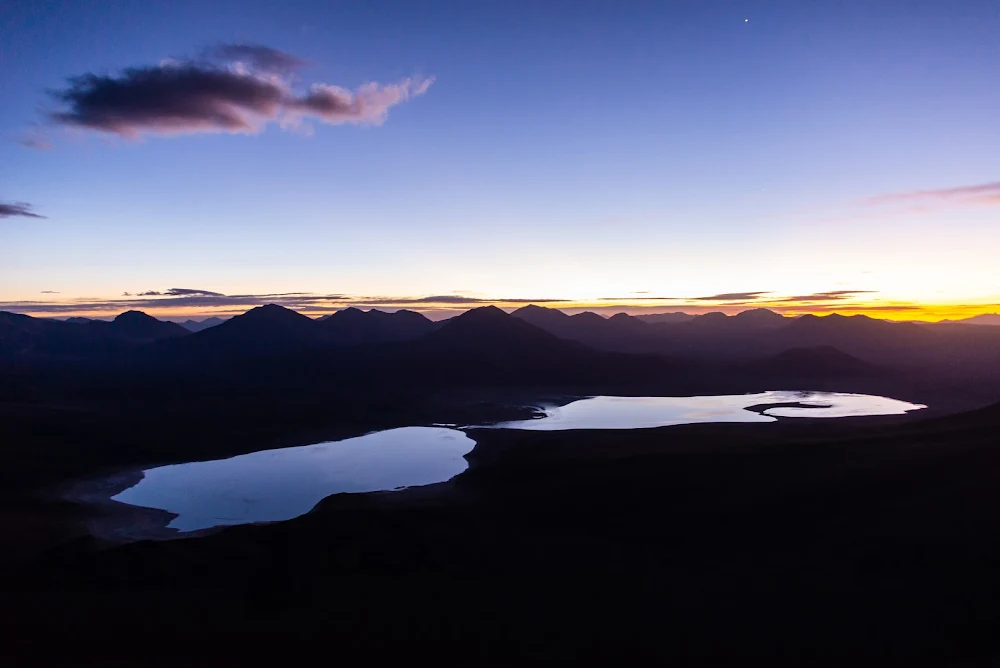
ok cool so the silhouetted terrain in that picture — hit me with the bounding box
[5,400,1000,665]
[318,306,438,344]
[634,311,696,324]
[3,303,1000,664]
[179,316,225,332]
[513,305,1000,377]
[938,313,1000,326]
[0,309,187,361]
[3,305,1000,413]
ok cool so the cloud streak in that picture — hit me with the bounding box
[693,291,770,301]
[867,181,1000,207]
[130,288,225,297]
[0,202,45,219]
[43,44,433,140]
[1,291,571,316]
[773,290,876,302]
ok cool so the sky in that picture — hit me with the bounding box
[2,0,999,321]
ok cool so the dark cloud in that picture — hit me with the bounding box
[45,46,433,139]
[0,201,44,219]
[0,292,569,316]
[51,65,289,136]
[208,44,305,73]
[135,288,225,297]
[774,290,877,302]
[868,181,1000,207]
[780,304,922,313]
[693,292,770,301]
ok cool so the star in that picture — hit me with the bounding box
[745,18,749,23]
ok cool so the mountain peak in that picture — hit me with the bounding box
[108,310,188,341]
[451,305,510,323]
[734,308,782,320]
[113,310,157,323]
[240,304,310,322]
[513,304,564,316]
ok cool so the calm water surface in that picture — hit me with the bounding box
[496,391,926,430]
[113,426,475,532]
[110,392,925,533]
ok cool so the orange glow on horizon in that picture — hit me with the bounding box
[6,296,998,323]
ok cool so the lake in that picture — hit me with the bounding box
[496,391,926,430]
[110,391,925,533]
[112,426,475,533]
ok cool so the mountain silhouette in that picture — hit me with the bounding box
[941,314,1000,326]
[0,310,187,360]
[319,307,438,344]
[180,316,225,333]
[425,305,565,350]
[511,304,650,351]
[154,304,323,360]
[382,305,682,387]
[102,310,189,342]
[732,308,787,327]
[773,313,937,363]
[635,312,696,324]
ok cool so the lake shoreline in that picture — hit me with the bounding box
[66,391,928,542]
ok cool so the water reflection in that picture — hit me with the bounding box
[496,391,925,431]
[113,426,475,533]
[110,392,925,534]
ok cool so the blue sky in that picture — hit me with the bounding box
[2,0,999,320]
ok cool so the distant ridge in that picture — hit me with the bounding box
[180,316,225,333]
[733,308,787,326]
[511,304,649,349]
[319,307,437,344]
[154,304,323,360]
[939,314,1000,326]
[0,309,188,360]
[391,305,680,386]
[427,305,566,350]
[107,310,189,342]
[634,312,695,324]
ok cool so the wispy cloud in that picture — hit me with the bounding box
[773,303,922,313]
[693,291,770,301]
[0,202,45,219]
[128,288,225,297]
[773,290,876,302]
[598,296,679,301]
[867,181,1000,207]
[0,291,571,317]
[40,44,433,141]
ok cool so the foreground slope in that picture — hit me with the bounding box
[11,398,1000,665]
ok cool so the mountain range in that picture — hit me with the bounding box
[3,305,999,392]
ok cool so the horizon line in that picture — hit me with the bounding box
[3,301,998,325]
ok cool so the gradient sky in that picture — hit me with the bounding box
[2,0,999,321]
